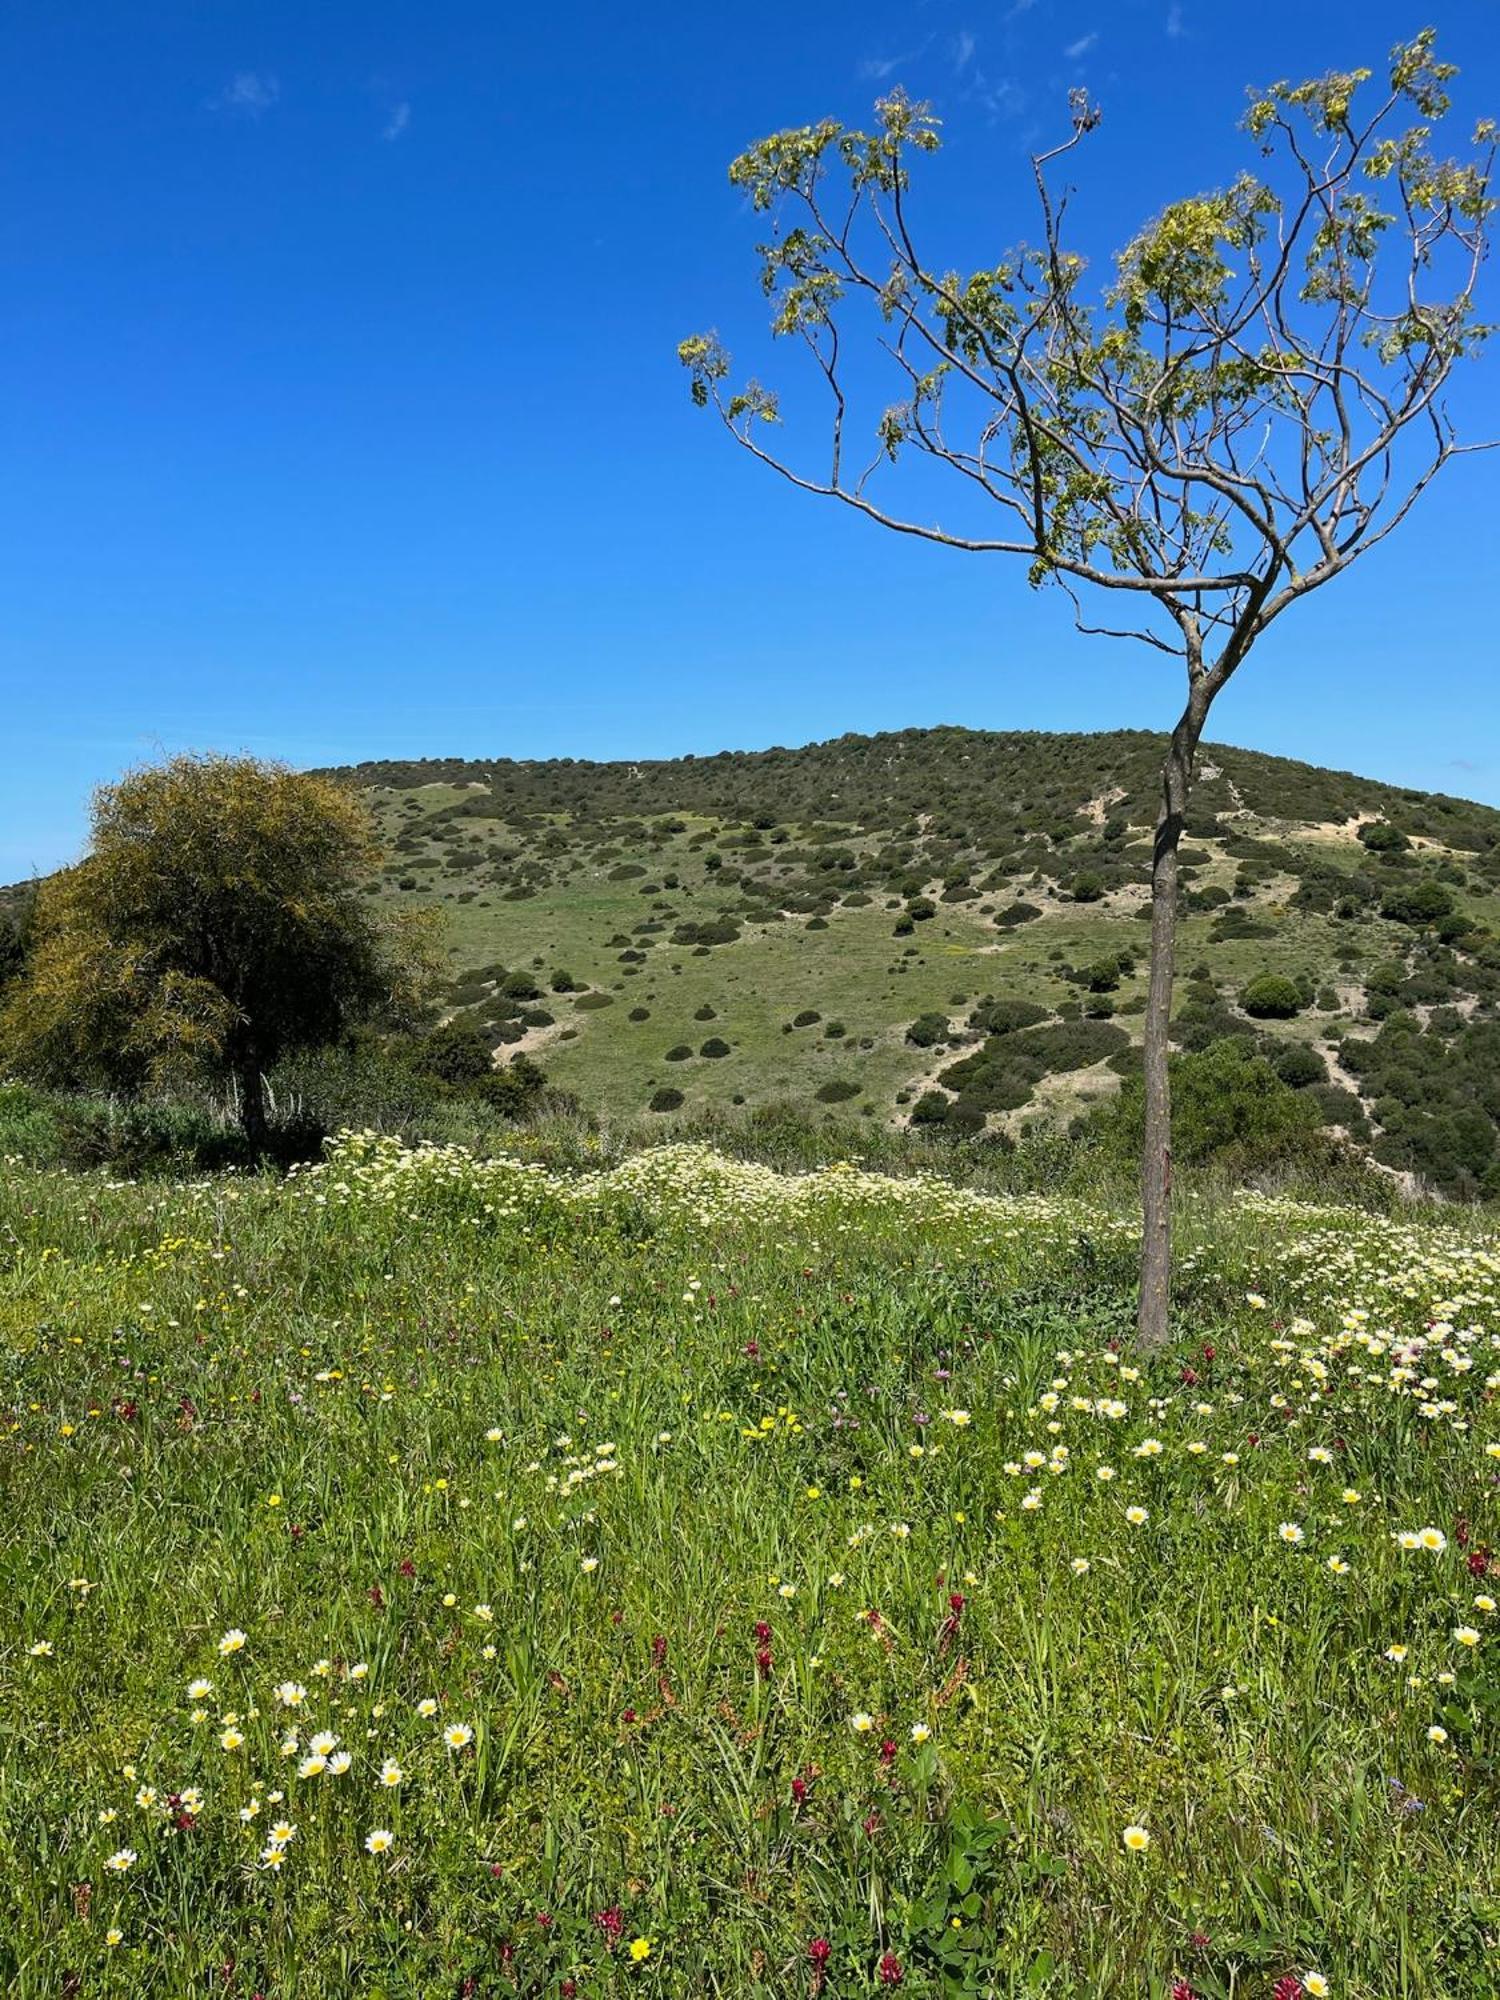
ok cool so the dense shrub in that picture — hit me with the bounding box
[906,1012,951,1049]
[648,1087,684,1112]
[1242,974,1304,1019]
[814,1079,860,1103]
[1085,1038,1320,1169]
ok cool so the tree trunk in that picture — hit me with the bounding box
[237,1062,268,1156]
[1135,689,1209,1348]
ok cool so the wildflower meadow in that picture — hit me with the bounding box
[3,1137,1498,1997]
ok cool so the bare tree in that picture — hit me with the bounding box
[680,31,1494,1343]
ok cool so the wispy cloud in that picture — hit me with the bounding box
[213,71,280,117]
[383,101,411,141]
[1450,756,1482,773]
[1005,0,1037,18]
[1166,4,1185,36]
[1063,31,1099,59]
[953,30,977,73]
[858,48,921,81]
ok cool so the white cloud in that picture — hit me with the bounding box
[953,30,976,73]
[1064,32,1099,58]
[858,52,907,81]
[383,102,411,141]
[1166,4,1185,35]
[214,71,280,116]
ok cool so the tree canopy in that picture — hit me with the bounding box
[0,755,432,1141]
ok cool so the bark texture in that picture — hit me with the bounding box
[1135,687,1210,1347]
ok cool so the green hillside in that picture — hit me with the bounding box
[318,728,1500,1197]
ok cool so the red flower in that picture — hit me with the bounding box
[878,1739,898,1765]
[1469,1549,1491,1576]
[561,1984,577,1998]
[808,1940,831,1966]
[877,1951,904,1986]
[948,1592,966,1616]
[755,1648,774,1677]
[621,1708,637,1724]
[369,1585,385,1607]
[398,1559,416,1579]
[754,1621,772,1643]
[1273,1978,1304,2000]
[1171,1984,1197,2000]
[791,1777,809,1806]
[594,1907,624,1948]
[651,1634,668,1667]
[1189,1931,1211,1951]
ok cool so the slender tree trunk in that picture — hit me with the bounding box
[237,1062,268,1156]
[1136,682,1210,1348]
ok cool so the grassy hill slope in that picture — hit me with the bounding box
[319,728,1500,1195]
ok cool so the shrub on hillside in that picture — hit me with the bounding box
[1084,1038,1320,1170]
[1242,974,1304,1019]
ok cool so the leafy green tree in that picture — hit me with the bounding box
[681,34,1493,1342]
[0,755,431,1149]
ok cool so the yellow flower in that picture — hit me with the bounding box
[1278,1523,1305,1545]
[1121,1825,1150,1852]
[365,1828,394,1854]
[1454,1626,1481,1647]
[629,1937,652,1962]
[105,1927,124,1947]
[1304,1976,1330,1998]
[443,1723,474,1750]
[1125,1506,1148,1527]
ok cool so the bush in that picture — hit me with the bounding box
[648,1087,684,1112]
[1359,820,1410,853]
[1274,1043,1327,1089]
[574,991,615,1011]
[909,1090,951,1125]
[1380,880,1455,928]
[814,1079,860,1103]
[664,1045,692,1062]
[791,1010,822,1028]
[906,1012,950,1049]
[1086,1038,1319,1169]
[412,1022,495,1088]
[1071,873,1105,903]
[1242,974,1303,1019]
[700,1038,731,1058]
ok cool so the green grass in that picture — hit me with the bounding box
[4,1140,1499,1995]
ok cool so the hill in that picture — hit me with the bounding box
[314,727,1500,1197]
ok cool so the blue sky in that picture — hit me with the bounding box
[3,1,1497,876]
